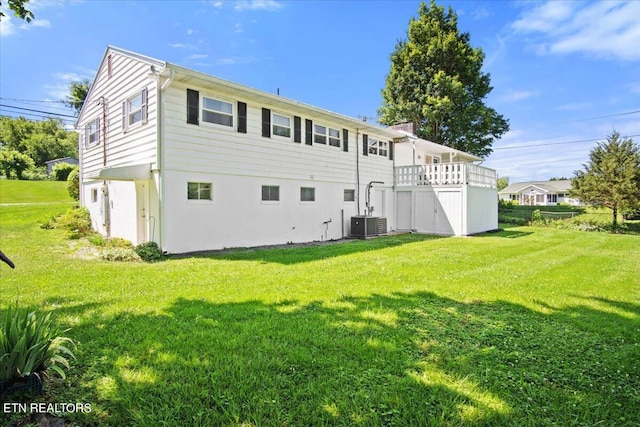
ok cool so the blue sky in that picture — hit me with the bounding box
[1,0,639,183]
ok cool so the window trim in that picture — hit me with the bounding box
[261,185,280,203]
[123,88,148,132]
[85,118,100,149]
[271,112,291,139]
[343,189,355,203]
[313,123,341,147]
[368,137,388,157]
[300,186,316,203]
[201,95,234,128]
[187,182,213,201]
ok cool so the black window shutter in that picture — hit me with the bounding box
[342,129,349,152]
[262,108,271,138]
[294,116,301,143]
[362,134,368,156]
[389,140,394,160]
[305,119,313,145]
[186,89,199,125]
[238,101,247,133]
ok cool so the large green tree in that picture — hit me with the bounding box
[0,0,33,22]
[0,116,77,167]
[63,79,91,116]
[378,0,508,157]
[570,131,640,228]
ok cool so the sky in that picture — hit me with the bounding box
[1,0,639,183]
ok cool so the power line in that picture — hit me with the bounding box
[0,104,77,118]
[494,134,640,150]
[514,109,640,131]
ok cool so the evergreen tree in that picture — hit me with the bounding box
[378,0,508,157]
[571,131,640,228]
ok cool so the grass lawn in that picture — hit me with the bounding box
[1,182,639,426]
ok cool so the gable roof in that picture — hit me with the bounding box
[499,180,572,195]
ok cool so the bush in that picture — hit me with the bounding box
[135,242,163,262]
[0,304,75,384]
[53,207,93,239]
[100,248,140,262]
[0,150,34,180]
[23,166,49,181]
[66,166,79,201]
[52,163,75,181]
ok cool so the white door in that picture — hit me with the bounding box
[135,181,148,245]
[396,191,412,230]
[435,190,462,235]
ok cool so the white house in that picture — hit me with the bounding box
[498,180,580,206]
[77,46,498,254]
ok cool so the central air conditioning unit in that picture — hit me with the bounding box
[351,216,387,238]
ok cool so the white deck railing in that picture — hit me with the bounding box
[395,163,497,188]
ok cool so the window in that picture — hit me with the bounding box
[91,188,98,203]
[202,97,233,127]
[314,124,341,147]
[379,140,388,157]
[85,118,100,148]
[329,128,341,147]
[368,138,379,155]
[187,182,212,200]
[300,187,315,202]
[344,189,355,202]
[368,137,388,157]
[128,93,143,125]
[123,88,147,131]
[314,125,326,144]
[272,113,291,138]
[547,194,558,203]
[262,185,279,201]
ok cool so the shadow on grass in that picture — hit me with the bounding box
[172,233,445,265]
[4,292,637,426]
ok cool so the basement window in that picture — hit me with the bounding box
[187,182,212,200]
[300,187,315,202]
[344,189,355,202]
[261,185,280,201]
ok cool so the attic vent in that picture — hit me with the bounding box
[107,54,113,78]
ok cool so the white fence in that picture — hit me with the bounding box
[395,163,497,188]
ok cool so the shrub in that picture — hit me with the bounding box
[52,163,75,181]
[0,305,75,384]
[23,166,49,181]
[54,207,93,239]
[66,167,79,201]
[87,234,106,247]
[100,248,140,262]
[135,242,163,262]
[0,150,34,180]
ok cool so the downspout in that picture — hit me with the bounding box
[157,68,175,252]
[99,97,110,237]
[356,128,361,214]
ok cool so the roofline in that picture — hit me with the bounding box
[75,46,166,127]
[164,62,402,139]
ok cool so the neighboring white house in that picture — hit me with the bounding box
[498,180,580,206]
[76,46,498,254]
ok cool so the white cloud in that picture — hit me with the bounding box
[215,56,255,65]
[501,90,538,102]
[234,23,243,33]
[512,1,640,61]
[19,18,50,30]
[553,102,593,112]
[186,54,209,61]
[0,12,16,37]
[470,7,490,20]
[234,0,283,12]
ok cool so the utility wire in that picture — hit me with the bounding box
[494,134,640,150]
[0,104,77,118]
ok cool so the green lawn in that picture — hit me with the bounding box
[1,183,639,426]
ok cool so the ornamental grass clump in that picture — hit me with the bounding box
[0,305,75,391]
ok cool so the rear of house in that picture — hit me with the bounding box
[77,46,498,254]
